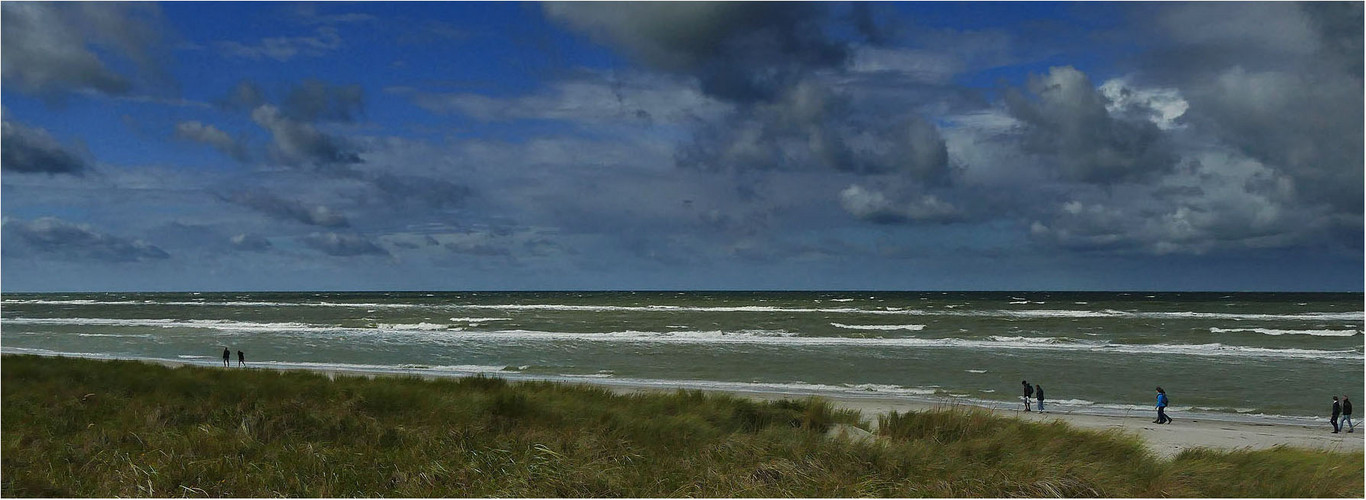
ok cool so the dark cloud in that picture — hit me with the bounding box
[174,121,248,161]
[2,119,90,175]
[545,2,848,103]
[282,79,364,122]
[1136,2,1362,231]
[229,233,273,252]
[1004,66,1174,184]
[1,2,166,97]
[3,217,169,262]
[302,232,388,256]
[677,81,950,182]
[251,104,361,167]
[223,191,350,228]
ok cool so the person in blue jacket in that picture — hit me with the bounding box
[1154,387,1171,424]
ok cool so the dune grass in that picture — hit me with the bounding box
[3,355,1361,497]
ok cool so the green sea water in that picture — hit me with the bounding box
[2,291,1361,423]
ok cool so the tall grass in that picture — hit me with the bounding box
[3,355,1361,497]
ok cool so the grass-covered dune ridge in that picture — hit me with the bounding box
[2,355,1361,497]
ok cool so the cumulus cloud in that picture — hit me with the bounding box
[229,233,272,252]
[1004,66,1175,184]
[223,191,349,228]
[839,184,959,224]
[302,232,388,257]
[174,121,248,161]
[1,2,167,97]
[219,80,268,111]
[216,27,342,62]
[545,2,848,103]
[2,120,90,175]
[251,104,361,167]
[3,217,169,262]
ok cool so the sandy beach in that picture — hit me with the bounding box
[162,358,1363,460]
[606,386,1364,459]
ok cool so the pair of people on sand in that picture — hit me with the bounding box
[222,348,245,368]
[1021,380,1045,412]
[1331,395,1355,433]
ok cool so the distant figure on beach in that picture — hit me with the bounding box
[1154,387,1171,424]
[1341,395,1355,433]
[237,350,245,368]
[1022,380,1034,412]
[1035,384,1045,412]
[222,347,231,367]
[1331,396,1342,433]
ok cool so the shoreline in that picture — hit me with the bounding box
[13,353,1360,459]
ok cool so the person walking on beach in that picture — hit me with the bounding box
[222,347,231,368]
[1341,395,1354,433]
[1022,380,1034,412]
[237,350,245,368]
[1035,384,1046,412]
[1154,387,1171,424]
[1331,396,1342,433]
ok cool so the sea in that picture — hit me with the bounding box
[2,291,1361,425]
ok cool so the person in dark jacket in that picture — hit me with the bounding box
[1331,396,1342,433]
[222,347,231,368]
[1342,395,1354,433]
[1035,384,1046,412]
[237,350,246,368]
[1021,380,1033,412]
[1154,387,1171,424]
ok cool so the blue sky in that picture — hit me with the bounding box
[2,2,1361,292]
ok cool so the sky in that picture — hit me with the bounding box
[1,1,1362,292]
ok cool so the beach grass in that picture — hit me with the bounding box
[3,355,1361,497]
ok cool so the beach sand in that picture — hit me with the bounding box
[147,358,1366,459]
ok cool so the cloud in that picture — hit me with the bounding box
[369,174,472,209]
[302,232,388,257]
[1,2,167,97]
[545,2,848,103]
[3,217,169,262]
[250,105,361,167]
[839,184,960,224]
[282,79,364,122]
[223,191,349,228]
[174,121,248,161]
[1004,66,1175,184]
[219,80,268,111]
[1,119,90,175]
[216,27,342,62]
[229,233,273,252]
[677,80,950,181]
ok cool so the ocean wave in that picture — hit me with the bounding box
[830,322,926,331]
[77,333,155,338]
[4,298,1360,322]
[1209,327,1358,337]
[373,322,452,331]
[5,316,1360,360]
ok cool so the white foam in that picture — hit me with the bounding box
[77,333,154,338]
[373,322,451,331]
[449,317,511,323]
[966,369,987,374]
[1209,327,1358,337]
[830,322,926,331]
